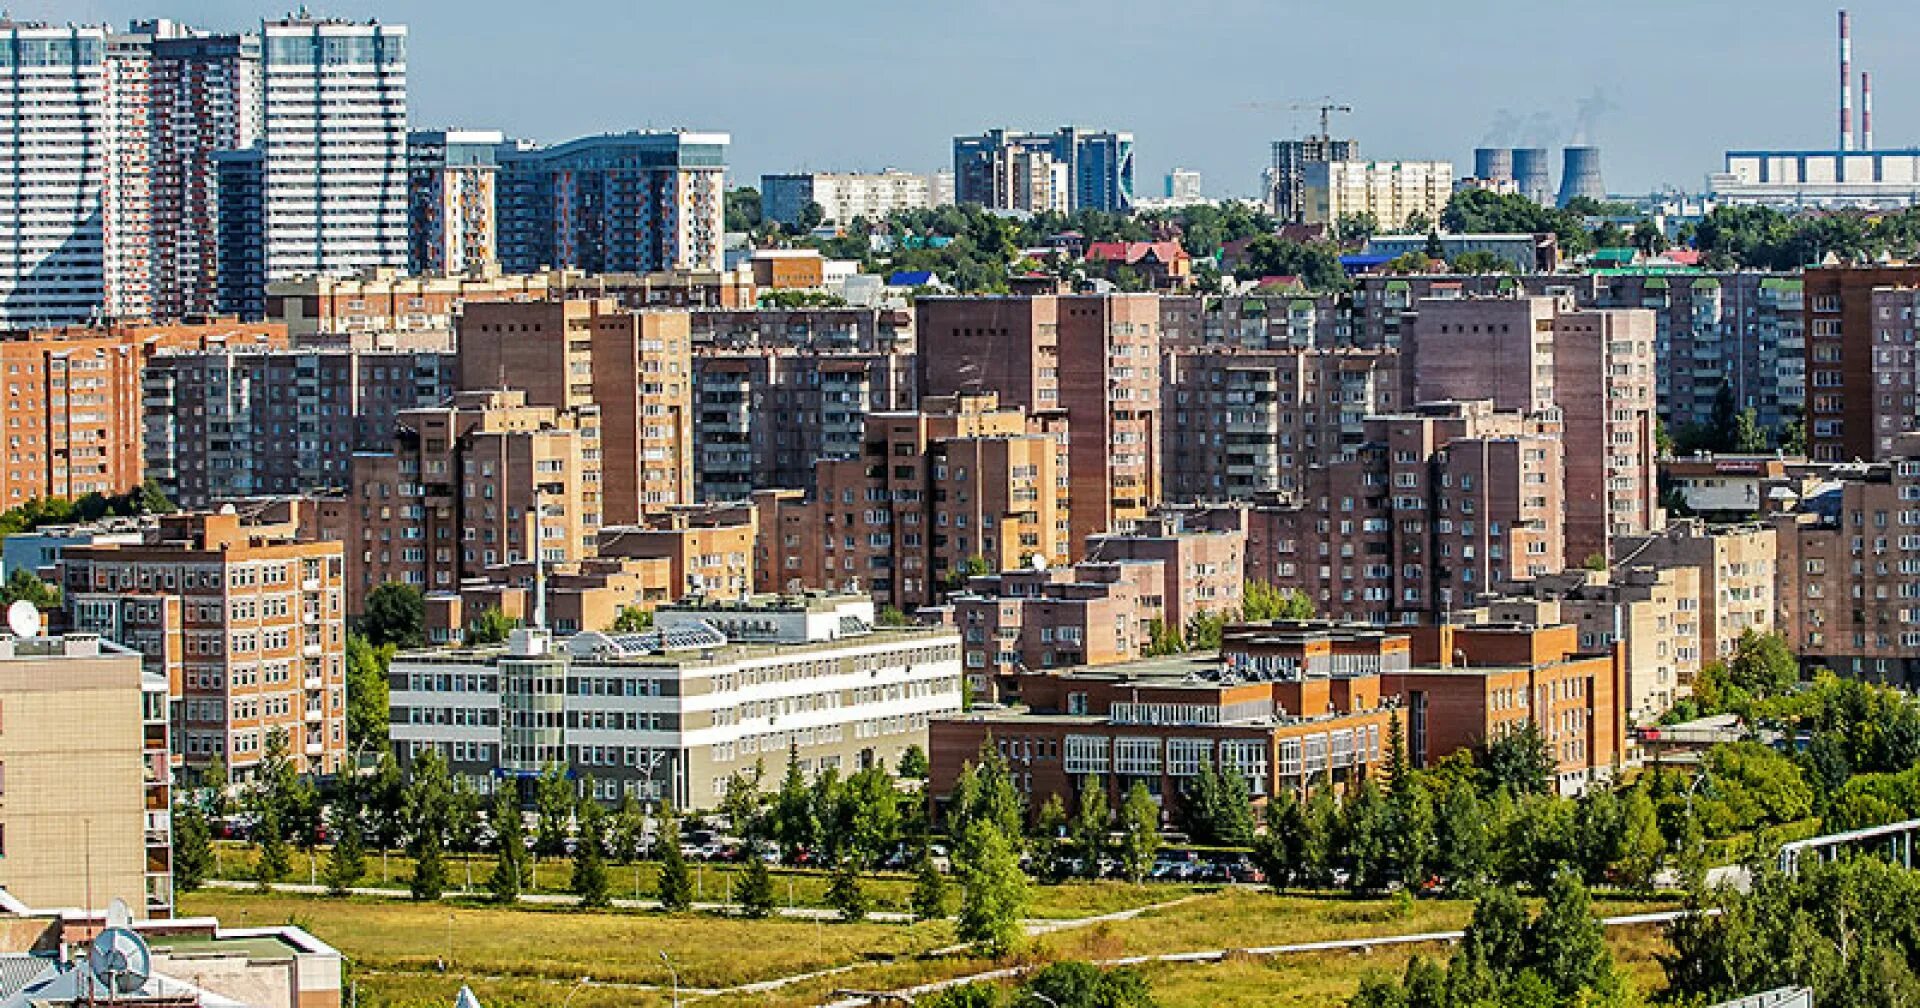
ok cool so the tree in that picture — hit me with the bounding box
[912,842,949,921]
[1482,722,1555,795]
[1726,629,1799,698]
[877,605,912,627]
[1254,790,1308,890]
[772,747,815,862]
[1435,782,1491,893]
[1242,580,1313,622]
[725,187,762,232]
[486,788,527,904]
[898,745,930,780]
[1117,783,1160,884]
[1343,779,1394,891]
[1404,210,1434,235]
[947,742,1026,850]
[254,807,292,886]
[1615,787,1664,894]
[794,200,827,233]
[1527,873,1623,1003]
[325,803,368,895]
[739,851,775,918]
[609,605,653,632]
[367,749,407,858]
[826,855,868,921]
[1023,961,1158,1008]
[1142,618,1185,656]
[1389,776,1436,889]
[172,801,214,893]
[1070,775,1108,879]
[533,763,574,861]
[0,568,59,610]
[1237,234,1351,291]
[1449,250,1512,274]
[1335,211,1380,243]
[655,800,693,912]
[466,606,515,646]
[410,824,447,901]
[360,581,425,648]
[569,792,611,908]
[954,819,1027,957]
[345,634,393,750]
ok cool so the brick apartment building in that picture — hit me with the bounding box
[1159,346,1400,501]
[1773,436,1920,683]
[1085,508,1248,633]
[1404,294,1658,563]
[773,393,1071,609]
[1247,401,1565,624]
[692,348,916,502]
[1802,264,1920,463]
[919,294,1160,553]
[423,556,672,644]
[0,320,284,507]
[458,298,693,521]
[340,390,602,606]
[921,559,1168,701]
[598,504,758,601]
[144,346,457,507]
[60,511,349,778]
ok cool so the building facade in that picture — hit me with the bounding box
[760,171,934,227]
[406,129,516,276]
[1266,135,1358,223]
[497,131,729,275]
[61,511,349,778]
[953,128,1134,213]
[143,346,458,507]
[1614,519,1776,664]
[389,595,963,806]
[1803,265,1920,463]
[0,23,108,327]
[1302,160,1453,231]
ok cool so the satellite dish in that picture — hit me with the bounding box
[6,600,40,639]
[88,925,151,996]
[1029,554,1047,571]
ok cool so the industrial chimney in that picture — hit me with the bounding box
[1862,70,1873,151]
[1473,147,1514,184]
[1512,148,1552,205]
[1840,10,1854,151]
[1557,147,1605,207]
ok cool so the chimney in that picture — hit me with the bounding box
[1840,10,1854,151]
[1862,70,1874,151]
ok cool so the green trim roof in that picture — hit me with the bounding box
[1644,277,1670,289]
[1385,280,1411,292]
[1691,277,1721,290]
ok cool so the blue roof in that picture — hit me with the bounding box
[1340,254,1394,266]
[888,270,936,286]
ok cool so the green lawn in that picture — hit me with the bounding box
[207,841,1204,919]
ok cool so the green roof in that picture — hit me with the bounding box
[1588,266,1702,276]
[1289,299,1315,311]
[1385,280,1411,292]
[1760,277,1803,291]
[1644,277,1670,289]
[1691,277,1722,290]
[1591,248,1638,262]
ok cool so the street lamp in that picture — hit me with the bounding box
[659,951,680,1008]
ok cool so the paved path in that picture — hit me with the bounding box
[820,908,1697,1008]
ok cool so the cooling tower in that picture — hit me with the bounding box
[1556,146,1605,207]
[1473,147,1514,183]
[1512,147,1552,204]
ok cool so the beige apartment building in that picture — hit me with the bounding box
[1301,160,1454,231]
[1615,519,1776,664]
[1247,400,1565,624]
[1406,294,1660,563]
[61,512,349,778]
[424,556,674,644]
[919,294,1160,552]
[1085,508,1249,633]
[1478,565,1702,724]
[0,633,170,917]
[341,390,603,607]
[458,298,694,521]
[599,504,758,601]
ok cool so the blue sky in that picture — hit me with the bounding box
[55,0,1920,198]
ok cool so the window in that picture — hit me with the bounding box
[1114,737,1162,776]
[1064,735,1110,774]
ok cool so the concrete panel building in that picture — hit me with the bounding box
[761,171,934,227]
[497,131,729,274]
[1614,519,1776,664]
[1302,160,1453,231]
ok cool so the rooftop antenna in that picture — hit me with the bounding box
[6,599,41,639]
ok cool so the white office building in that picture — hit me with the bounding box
[388,593,963,807]
[259,18,408,282]
[761,171,935,227]
[1303,159,1455,231]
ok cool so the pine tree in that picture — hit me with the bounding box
[1254,790,1307,890]
[826,856,867,921]
[410,828,447,901]
[911,843,948,922]
[255,807,292,887]
[656,800,693,912]
[571,797,611,908]
[1436,781,1492,894]
[1117,782,1161,884]
[1391,777,1437,889]
[739,851,775,918]
[772,747,814,862]
[1343,779,1393,891]
[171,802,214,893]
[954,820,1027,957]
[1070,775,1108,879]
[610,791,647,864]
[486,788,526,904]
[324,802,367,895]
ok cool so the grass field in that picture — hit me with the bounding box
[182,883,1684,1008]
[207,842,1204,919]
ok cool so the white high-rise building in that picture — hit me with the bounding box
[0,23,108,327]
[259,18,408,282]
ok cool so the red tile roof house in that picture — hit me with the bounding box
[1084,241,1194,290]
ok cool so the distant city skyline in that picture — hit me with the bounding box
[50,0,1920,199]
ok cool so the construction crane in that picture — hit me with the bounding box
[1242,99,1352,139]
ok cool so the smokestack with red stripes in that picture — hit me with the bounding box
[1862,70,1874,151]
[1840,9,1854,151]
